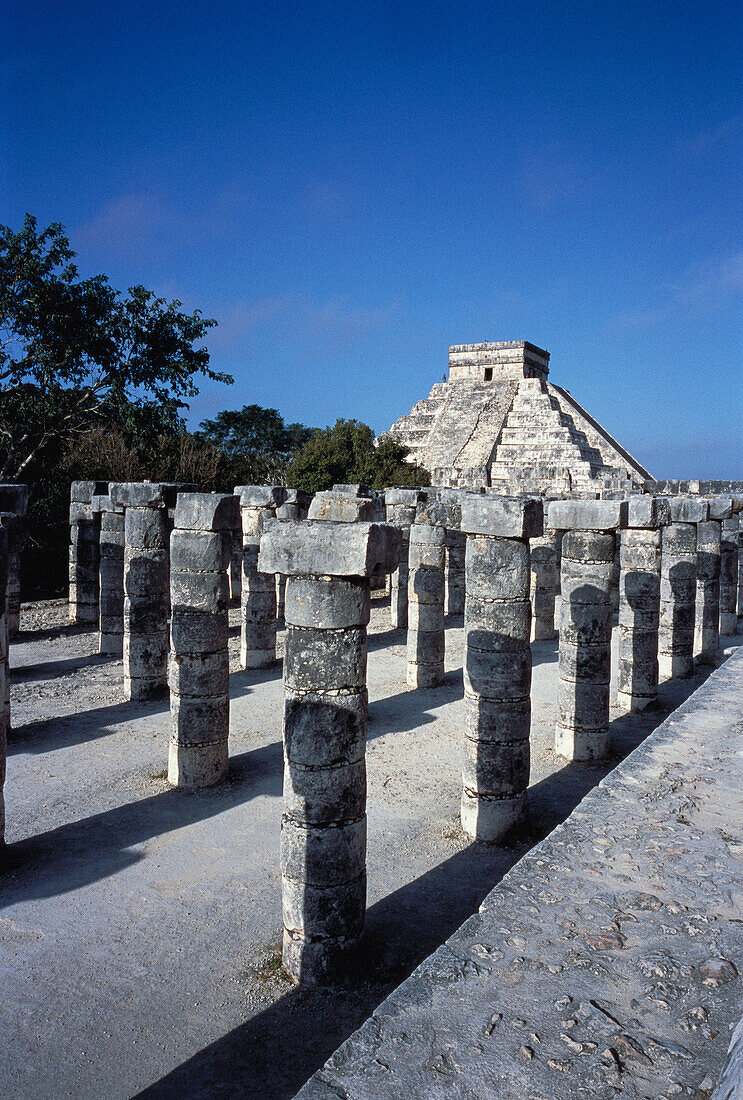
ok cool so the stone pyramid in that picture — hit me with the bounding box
[386,341,652,494]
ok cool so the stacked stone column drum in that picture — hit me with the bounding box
[92,494,125,656]
[549,499,627,762]
[694,505,723,664]
[0,485,28,639]
[69,481,106,625]
[529,527,558,641]
[384,488,421,630]
[111,483,186,701]
[444,529,466,616]
[658,498,706,679]
[275,490,313,620]
[719,512,739,637]
[616,496,670,712]
[460,495,542,842]
[259,520,401,984]
[237,486,287,669]
[407,517,445,688]
[0,524,8,844]
[169,494,238,788]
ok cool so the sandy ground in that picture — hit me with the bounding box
[0,596,733,1099]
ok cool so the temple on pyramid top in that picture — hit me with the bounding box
[386,339,652,495]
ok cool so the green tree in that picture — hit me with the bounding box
[198,404,315,485]
[285,418,430,493]
[0,214,231,478]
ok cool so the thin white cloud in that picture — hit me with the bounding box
[680,115,743,158]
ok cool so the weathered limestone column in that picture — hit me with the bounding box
[169,493,238,788]
[236,486,286,668]
[0,524,9,845]
[738,517,743,632]
[91,493,125,656]
[720,513,739,637]
[112,483,172,700]
[259,520,401,984]
[549,499,628,761]
[694,499,727,664]
[229,529,242,602]
[658,497,706,679]
[276,491,313,620]
[529,526,558,641]
[0,486,28,639]
[407,521,445,688]
[460,495,542,842]
[384,488,421,629]
[69,481,105,625]
[445,529,466,615]
[616,496,670,712]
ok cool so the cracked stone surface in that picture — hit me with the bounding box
[296,645,743,1100]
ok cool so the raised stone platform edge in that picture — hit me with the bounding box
[295,646,743,1099]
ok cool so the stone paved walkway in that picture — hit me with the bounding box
[297,646,743,1100]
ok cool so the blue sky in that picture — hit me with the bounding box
[3,0,742,477]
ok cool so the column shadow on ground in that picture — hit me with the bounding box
[130,664,711,1100]
[11,652,119,681]
[0,740,283,908]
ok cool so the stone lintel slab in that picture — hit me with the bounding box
[174,493,241,532]
[91,494,123,515]
[626,495,671,529]
[547,498,628,531]
[234,485,288,509]
[706,496,734,521]
[110,482,198,509]
[460,495,543,539]
[258,521,402,579]
[70,480,108,504]
[664,496,709,523]
[331,484,371,497]
[295,646,743,1099]
[414,488,466,531]
[385,488,425,507]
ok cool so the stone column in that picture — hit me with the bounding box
[658,497,706,679]
[460,495,542,842]
[384,488,420,630]
[259,520,400,985]
[236,486,286,668]
[229,529,242,602]
[112,483,171,701]
[529,527,558,641]
[92,494,125,656]
[694,501,726,664]
[276,491,313,621]
[0,486,28,639]
[720,513,739,637]
[738,519,743,632]
[445,529,466,615]
[616,496,669,712]
[69,481,105,625]
[169,493,238,788]
[0,524,8,844]
[549,499,628,762]
[407,523,446,688]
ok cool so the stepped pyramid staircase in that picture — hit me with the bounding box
[387,341,651,494]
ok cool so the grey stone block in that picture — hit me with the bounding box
[284,759,366,825]
[465,536,529,599]
[284,690,367,766]
[234,485,287,508]
[282,875,365,940]
[170,530,231,572]
[174,492,240,531]
[460,494,543,538]
[285,627,367,692]
[627,495,671,528]
[547,498,627,531]
[285,576,370,629]
[281,816,366,887]
[259,522,402,578]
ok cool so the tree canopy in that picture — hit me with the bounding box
[0,214,231,477]
[286,418,430,493]
[198,404,315,485]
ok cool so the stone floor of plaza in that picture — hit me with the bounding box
[0,596,737,1099]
